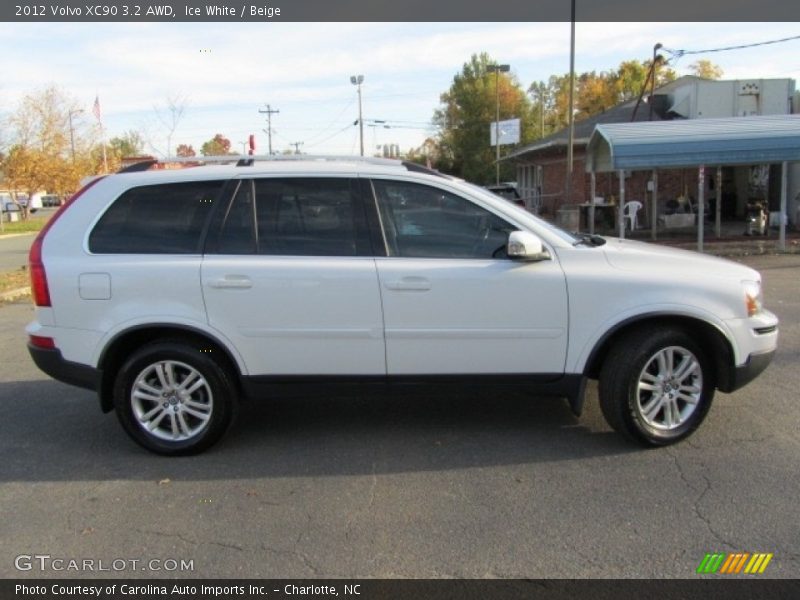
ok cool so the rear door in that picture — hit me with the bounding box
[201,176,385,376]
[369,178,569,376]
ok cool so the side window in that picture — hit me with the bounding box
[372,180,515,259]
[214,178,367,256]
[89,180,223,254]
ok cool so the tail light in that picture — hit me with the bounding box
[29,176,106,307]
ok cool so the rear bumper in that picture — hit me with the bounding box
[27,343,100,392]
[720,348,776,393]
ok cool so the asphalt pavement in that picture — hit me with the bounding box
[0,232,35,272]
[0,254,798,579]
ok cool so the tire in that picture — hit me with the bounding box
[113,340,238,455]
[598,327,715,446]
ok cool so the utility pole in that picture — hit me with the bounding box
[565,0,576,206]
[258,104,280,155]
[290,141,303,154]
[488,64,510,186]
[350,75,365,156]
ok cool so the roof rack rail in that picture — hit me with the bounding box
[114,154,452,179]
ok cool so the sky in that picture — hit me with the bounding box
[1,21,799,157]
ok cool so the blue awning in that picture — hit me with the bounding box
[586,115,800,172]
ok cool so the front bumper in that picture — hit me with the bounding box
[720,348,776,393]
[27,343,100,392]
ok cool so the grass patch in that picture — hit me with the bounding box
[0,215,48,234]
[0,267,30,293]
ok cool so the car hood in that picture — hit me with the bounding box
[601,238,759,281]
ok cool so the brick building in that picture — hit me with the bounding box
[506,76,798,230]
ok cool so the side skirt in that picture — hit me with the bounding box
[241,373,588,416]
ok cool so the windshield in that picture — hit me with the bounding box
[458,181,580,245]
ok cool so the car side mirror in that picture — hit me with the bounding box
[507,231,549,261]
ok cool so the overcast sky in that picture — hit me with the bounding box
[2,22,799,156]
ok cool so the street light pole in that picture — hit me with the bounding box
[488,64,510,186]
[68,109,83,162]
[350,75,365,156]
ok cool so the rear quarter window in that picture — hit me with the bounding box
[89,180,224,254]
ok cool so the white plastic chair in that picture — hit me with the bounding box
[623,201,643,231]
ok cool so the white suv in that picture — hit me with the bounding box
[26,157,778,454]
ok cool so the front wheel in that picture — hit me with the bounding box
[599,327,715,446]
[113,341,237,455]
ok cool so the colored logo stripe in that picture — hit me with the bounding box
[697,552,773,574]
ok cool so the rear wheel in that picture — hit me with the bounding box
[599,327,715,446]
[113,341,237,455]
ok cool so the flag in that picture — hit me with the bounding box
[92,95,102,123]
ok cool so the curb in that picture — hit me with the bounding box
[0,232,37,239]
[0,286,30,302]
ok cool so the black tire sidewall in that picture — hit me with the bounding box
[113,342,236,455]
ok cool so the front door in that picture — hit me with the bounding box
[370,179,568,375]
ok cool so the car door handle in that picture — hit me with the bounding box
[208,276,253,289]
[385,277,431,291]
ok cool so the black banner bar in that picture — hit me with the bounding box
[4,579,800,600]
[2,0,800,22]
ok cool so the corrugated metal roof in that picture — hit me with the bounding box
[586,114,800,172]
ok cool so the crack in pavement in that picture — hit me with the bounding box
[135,528,244,552]
[259,543,321,576]
[665,448,736,550]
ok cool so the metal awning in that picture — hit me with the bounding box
[586,115,800,172]
[584,115,799,252]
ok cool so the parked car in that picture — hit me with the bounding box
[485,183,525,207]
[40,194,63,207]
[26,157,778,455]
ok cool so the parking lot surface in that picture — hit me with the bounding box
[1,254,798,579]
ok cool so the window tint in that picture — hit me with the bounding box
[89,181,223,254]
[215,178,366,256]
[372,180,515,259]
[217,181,256,255]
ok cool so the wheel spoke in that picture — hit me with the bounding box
[185,377,207,395]
[656,351,668,376]
[147,409,169,430]
[154,364,170,390]
[674,357,698,383]
[642,395,665,421]
[177,370,199,392]
[168,412,179,438]
[641,371,659,385]
[184,398,211,412]
[177,412,191,437]
[183,406,211,422]
[138,380,163,396]
[133,388,162,403]
[677,392,699,405]
[164,362,178,388]
[138,404,163,422]
[638,381,658,392]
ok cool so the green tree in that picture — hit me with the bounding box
[433,53,535,184]
[200,134,232,156]
[108,130,145,158]
[688,59,724,80]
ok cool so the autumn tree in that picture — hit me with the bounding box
[527,58,678,136]
[433,53,535,183]
[176,144,196,157]
[201,134,232,156]
[689,59,724,80]
[1,86,101,219]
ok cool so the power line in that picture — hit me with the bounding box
[664,34,800,59]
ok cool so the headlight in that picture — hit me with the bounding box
[743,280,763,317]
